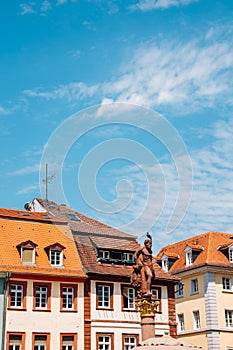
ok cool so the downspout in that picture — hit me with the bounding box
[1,272,10,350]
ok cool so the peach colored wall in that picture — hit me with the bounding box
[6,278,84,349]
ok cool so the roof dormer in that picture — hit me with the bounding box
[45,242,65,267]
[184,244,203,266]
[218,243,233,263]
[17,240,38,264]
[161,252,180,271]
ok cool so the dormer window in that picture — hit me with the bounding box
[186,249,193,266]
[17,240,37,264]
[161,254,169,272]
[45,243,65,267]
[229,247,233,263]
[50,250,62,266]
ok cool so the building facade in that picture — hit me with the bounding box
[31,198,179,350]
[156,231,233,350]
[0,208,86,350]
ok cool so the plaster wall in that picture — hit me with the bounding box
[6,278,84,350]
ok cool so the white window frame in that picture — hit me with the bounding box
[193,310,201,330]
[185,248,193,266]
[62,287,74,310]
[97,335,111,350]
[34,335,47,350]
[9,334,22,350]
[10,284,24,308]
[162,259,169,272]
[175,283,184,298]
[50,249,63,266]
[123,287,135,310]
[62,335,74,350]
[123,253,134,263]
[123,336,137,350]
[225,309,233,327]
[229,247,233,263]
[35,286,48,309]
[191,278,199,294]
[97,285,111,308]
[177,313,185,332]
[222,277,232,291]
[99,250,110,260]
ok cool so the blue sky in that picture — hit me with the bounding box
[1,0,233,251]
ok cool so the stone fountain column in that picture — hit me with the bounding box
[135,296,160,341]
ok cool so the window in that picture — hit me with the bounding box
[193,310,201,329]
[45,243,65,267]
[151,287,162,312]
[96,334,113,350]
[185,249,193,266]
[191,279,199,294]
[33,283,51,311]
[162,258,169,272]
[67,213,81,221]
[122,335,139,350]
[7,333,25,350]
[229,248,233,263]
[50,250,62,266]
[96,283,113,309]
[177,313,185,332]
[225,310,233,327]
[175,283,184,298]
[17,240,37,264]
[123,253,134,263]
[60,334,77,350]
[8,281,27,310]
[99,250,110,260]
[60,284,77,311]
[122,286,135,310]
[222,277,232,291]
[32,334,50,350]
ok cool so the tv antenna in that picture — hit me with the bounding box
[42,163,55,200]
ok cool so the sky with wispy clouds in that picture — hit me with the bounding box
[1,0,233,251]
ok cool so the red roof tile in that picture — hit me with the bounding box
[0,207,64,224]
[0,215,85,278]
[156,231,233,273]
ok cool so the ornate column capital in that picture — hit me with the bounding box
[135,296,160,317]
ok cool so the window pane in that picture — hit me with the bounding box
[124,336,136,350]
[22,248,33,263]
[10,284,23,307]
[35,286,48,308]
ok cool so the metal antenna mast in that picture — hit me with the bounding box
[42,163,55,200]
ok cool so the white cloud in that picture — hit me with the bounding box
[92,118,233,251]
[41,0,51,12]
[23,28,233,115]
[131,0,197,11]
[9,164,40,176]
[16,184,39,195]
[23,82,99,101]
[19,2,36,15]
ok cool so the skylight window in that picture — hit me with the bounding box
[67,213,81,221]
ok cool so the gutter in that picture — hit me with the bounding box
[1,272,10,350]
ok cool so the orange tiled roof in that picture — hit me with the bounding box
[156,231,233,273]
[0,216,85,278]
[0,207,65,224]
